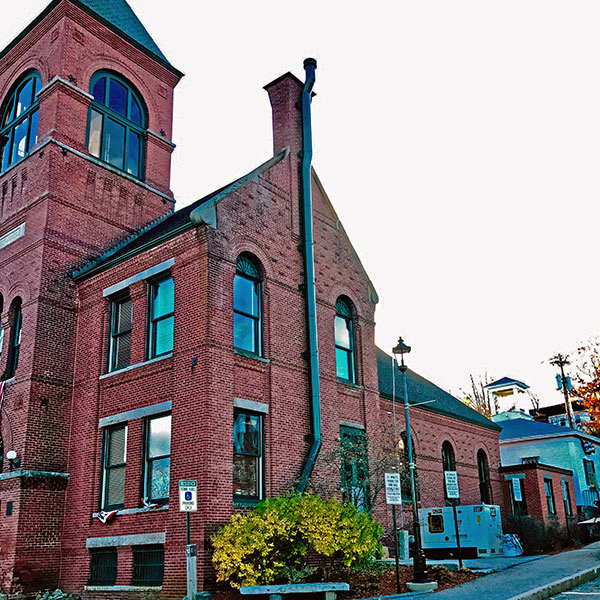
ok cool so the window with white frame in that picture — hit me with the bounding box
[334,298,356,382]
[147,276,174,359]
[107,293,132,372]
[143,414,171,504]
[544,478,556,515]
[233,254,262,356]
[100,424,127,510]
[233,409,263,502]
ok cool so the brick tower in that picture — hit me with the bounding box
[0,0,181,591]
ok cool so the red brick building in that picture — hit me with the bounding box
[0,1,503,596]
[500,463,576,529]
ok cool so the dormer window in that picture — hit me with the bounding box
[87,72,146,179]
[0,71,41,173]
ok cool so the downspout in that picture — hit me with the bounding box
[296,58,321,492]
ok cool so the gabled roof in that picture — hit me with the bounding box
[1,0,182,76]
[498,417,597,442]
[73,149,289,280]
[376,348,501,431]
[485,376,529,391]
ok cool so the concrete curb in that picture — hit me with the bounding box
[506,565,600,600]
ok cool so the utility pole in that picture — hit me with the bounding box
[550,354,575,429]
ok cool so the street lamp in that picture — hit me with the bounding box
[392,337,432,587]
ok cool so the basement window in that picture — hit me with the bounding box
[88,547,117,586]
[132,545,164,586]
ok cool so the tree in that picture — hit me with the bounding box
[571,337,600,436]
[460,373,497,417]
[306,424,413,513]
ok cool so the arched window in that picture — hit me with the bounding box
[335,297,356,382]
[0,71,41,173]
[441,441,457,504]
[87,72,146,179]
[477,449,492,504]
[5,297,22,379]
[233,254,262,356]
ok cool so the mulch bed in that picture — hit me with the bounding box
[212,564,482,600]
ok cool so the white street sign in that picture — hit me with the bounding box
[385,472,402,505]
[179,480,198,512]
[444,471,460,499]
[561,479,569,501]
[512,478,522,502]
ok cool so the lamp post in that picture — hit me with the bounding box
[392,337,431,586]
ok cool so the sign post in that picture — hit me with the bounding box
[385,472,402,594]
[179,480,198,599]
[444,471,462,569]
[561,479,571,541]
[512,478,524,543]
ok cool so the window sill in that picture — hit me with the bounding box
[85,586,162,592]
[93,505,168,518]
[100,353,172,379]
[337,378,363,390]
[234,498,261,508]
[234,349,270,363]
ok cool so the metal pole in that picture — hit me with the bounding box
[551,354,575,429]
[392,505,401,593]
[400,358,430,584]
[186,543,198,599]
[452,503,463,569]
[186,512,191,546]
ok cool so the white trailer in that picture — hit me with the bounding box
[418,504,504,558]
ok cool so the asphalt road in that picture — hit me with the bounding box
[432,542,600,600]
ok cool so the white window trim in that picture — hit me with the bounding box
[99,400,172,428]
[103,259,174,297]
[234,398,269,414]
[86,532,165,548]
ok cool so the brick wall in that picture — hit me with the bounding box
[0,0,180,592]
[0,4,505,597]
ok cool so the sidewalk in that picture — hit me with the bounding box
[370,542,600,600]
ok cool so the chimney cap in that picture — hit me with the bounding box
[304,58,317,69]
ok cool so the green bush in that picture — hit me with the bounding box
[211,493,383,588]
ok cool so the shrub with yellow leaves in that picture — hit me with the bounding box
[211,493,383,588]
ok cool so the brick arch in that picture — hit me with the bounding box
[0,57,50,102]
[328,284,364,320]
[440,436,460,465]
[4,272,32,307]
[82,56,162,132]
[471,441,494,465]
[228,239,273,282]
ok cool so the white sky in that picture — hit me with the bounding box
[4,1,600,410]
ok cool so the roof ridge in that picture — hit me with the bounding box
[73,148,290,281]
[72,209,175,279]
[69,0,182,76]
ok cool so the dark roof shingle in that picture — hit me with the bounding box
[376,347,501,431]
[497,417,581,441]
[76,0,171,64]
[73,149,289,280]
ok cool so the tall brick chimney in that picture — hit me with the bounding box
[264,72,304,157]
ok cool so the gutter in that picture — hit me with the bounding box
[296,58,321,492]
